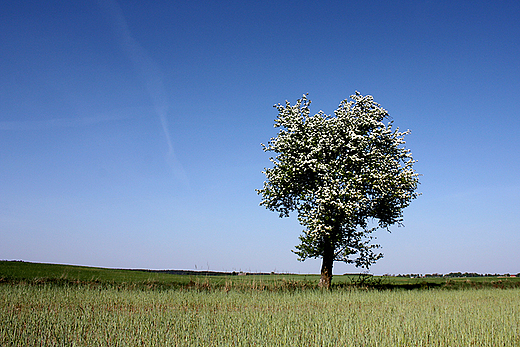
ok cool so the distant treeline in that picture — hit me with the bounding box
[395,272,519,278]
[134,269,274,276]
[138,270,520,278]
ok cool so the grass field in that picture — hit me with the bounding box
[2,261,520,346]
[2,284,519,346]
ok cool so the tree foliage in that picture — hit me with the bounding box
[257,93,419,287]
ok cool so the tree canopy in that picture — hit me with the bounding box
[257,93,420,288]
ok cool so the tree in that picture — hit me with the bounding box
[257,93,420,289]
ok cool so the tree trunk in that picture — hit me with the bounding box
[318,238,334,289]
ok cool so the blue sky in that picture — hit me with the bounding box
[1,0,519,275]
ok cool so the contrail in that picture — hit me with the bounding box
[97,0,188,185]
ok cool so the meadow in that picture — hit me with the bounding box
[1,261,520,346]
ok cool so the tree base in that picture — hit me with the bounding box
[318,275,332,289]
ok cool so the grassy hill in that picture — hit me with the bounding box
[0,260,191,288]
[0,260,318,290]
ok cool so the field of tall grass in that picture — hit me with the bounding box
[2,261,519,346]
[2,284,519,346]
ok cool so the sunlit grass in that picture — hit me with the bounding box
[2,284,519,346]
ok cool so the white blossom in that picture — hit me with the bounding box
[257,93,420,274]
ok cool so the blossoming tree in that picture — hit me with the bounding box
[257,93,420,288]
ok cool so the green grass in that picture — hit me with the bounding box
[2,261,520,346]
[0,260,193,288]
[2,284,519,346]
[0,261,320,290]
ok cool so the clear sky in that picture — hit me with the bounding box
[1,0,519,275]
